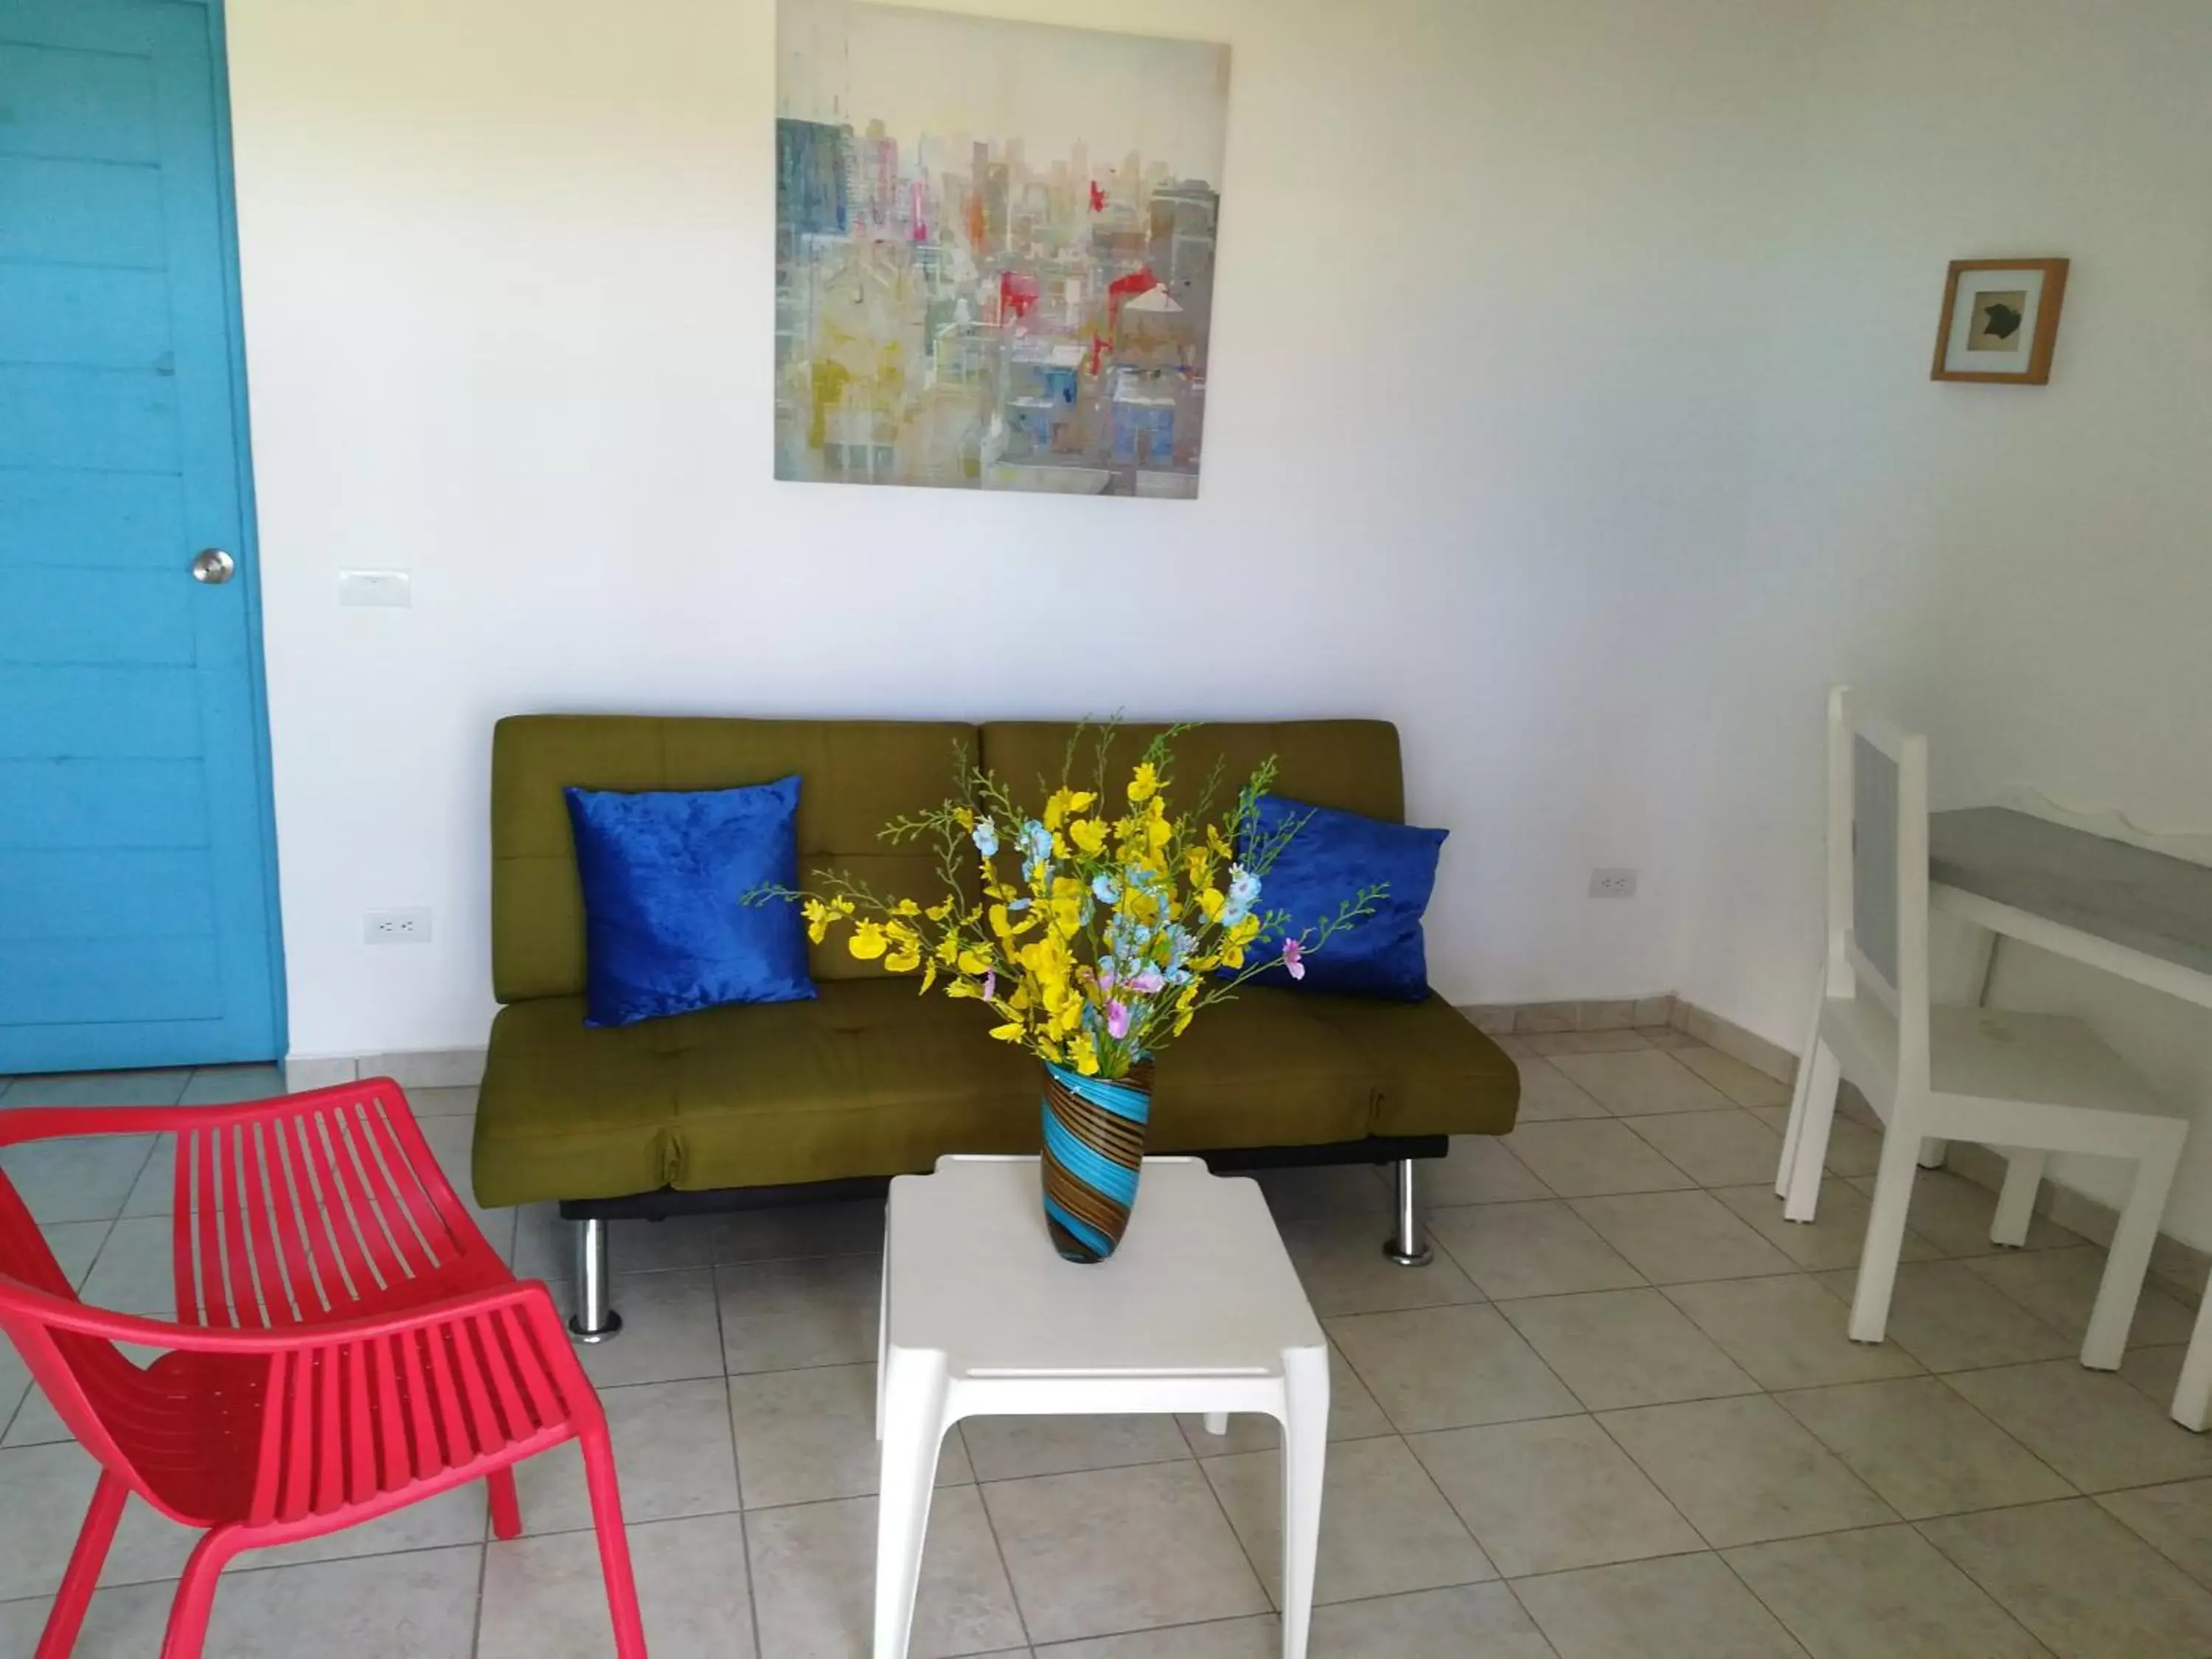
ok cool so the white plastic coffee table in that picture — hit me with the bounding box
[874,1154,1329,1659]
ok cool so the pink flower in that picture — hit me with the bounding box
[1126,969,1165,995]
[982,970,997,1002]
[1106,1001,1132,1040]
[1281,939,1306,981]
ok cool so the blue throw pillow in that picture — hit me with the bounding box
[1240,794,1447,1001]
[563,777,815,1027]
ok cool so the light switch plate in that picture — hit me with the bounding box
[338,569,411,608]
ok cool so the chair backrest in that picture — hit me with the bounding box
[1823,685,1933,1088]
[0,1082,504,1519]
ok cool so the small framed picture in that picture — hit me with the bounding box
[1932,257,2069,384]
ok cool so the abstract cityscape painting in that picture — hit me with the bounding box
[776,0,1228,496]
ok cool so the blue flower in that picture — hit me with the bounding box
[1091,872,1121,905]
[1220,863,1262,928]
[1018,820,1054,866]
[972,818,999,858]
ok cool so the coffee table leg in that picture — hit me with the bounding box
[1279,1345,1330,1659]
[874,1347,949,1659]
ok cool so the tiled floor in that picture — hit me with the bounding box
[7,1037,2212,1655]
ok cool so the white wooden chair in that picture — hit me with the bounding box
[1775,687,2186,1364]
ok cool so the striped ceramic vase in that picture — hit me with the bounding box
[1039,1060,1155,1263]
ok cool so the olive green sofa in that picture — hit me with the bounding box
[475,715,1520,1337]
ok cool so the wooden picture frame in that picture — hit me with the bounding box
[1932,257,2069,384]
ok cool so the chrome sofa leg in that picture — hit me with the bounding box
[1382,1158,1434,1267]
[568,1217,624,1342]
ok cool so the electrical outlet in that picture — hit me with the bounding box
[364,908,433,944]
[1589,868,1638,900]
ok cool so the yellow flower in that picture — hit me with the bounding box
[801,897,833,945]
[1068,818,1108,857]
[893,898,921,917]
[1069,1033,1101,1076]
[886,941,922,973]
[1043,788,1096,831]
[1185,846,1211,886]
[1146,813,1174,853]
[847,919,888,960]
[988,1022,1026,1043]
[1128,762,1159,804]
[1206,824,1232,858]
[1049,877,1086,939]
[945,977,981,999]
[926,897,955,922]
[918,958,938,995]
[936,934,961,967]
[1197,887,1225,922]
[956,946,992,975]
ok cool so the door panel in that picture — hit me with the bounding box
[1,0,283,1070]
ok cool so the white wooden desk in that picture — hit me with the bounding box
[1928,807,2212,1427]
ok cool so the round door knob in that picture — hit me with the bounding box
[190,548,236,585]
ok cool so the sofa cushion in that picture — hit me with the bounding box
[492,716,977,1002]
[473,978,1513,1208]
[1306,993,1523,1138]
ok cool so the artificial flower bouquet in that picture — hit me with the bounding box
[750,723,1383,1259]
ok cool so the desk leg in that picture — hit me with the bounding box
[1279,1346,1329,1659]
[874,1349,948,1659]
[2174,1303,2212,1432]
[1923,923,2003,1173]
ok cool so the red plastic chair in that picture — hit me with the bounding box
[0,1079,648,1659]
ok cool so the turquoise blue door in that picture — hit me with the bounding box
[1,0,283,1071]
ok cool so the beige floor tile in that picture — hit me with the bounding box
[249,1481,493,1570]
[1525,1030,1649,1056]
[0,1346,30,1441]
[1550,1050,1739,1117]
[1175,1343,1392,1454]
[36,1220,108,1289]
[2120,1342,2188,1405]
[1942,1360,2212,1493]
[964,1413,1190,1482]
[213,1544,487,1658]
[1919,1498,2212,1658]
[1512,1552,1803,1658]
[1277,1211,1486,1317]
[406,1085,480,1117]
[75,1217,175,1315]
[717,1198,886,1265]
[983,1461,1268,1644]
[1430,1200,1644,1301]
[1725,1523,2047,1658]
[1811,1116,1883,1178]
[1710,1180,1941,1273]
[479,1512,757,1659]
[1250,1164,1387,1222]
[0,1133,157,1225]
[1424,1135,1553,1205]
[729,1362,971,1509]
[0,1068,191,1108]
[1964,1245,2198,1349]
[1512,1057,1612,1121]
[1498,1121,1697,1198]
[2099,1478,2212,1590]
[1601,1394,1896,1548]
[1326,1304,1580,1433]
[515,1377,740,1535]
[521,1210,731,1279]
[1620,1111,1789,1189]
[118,1135,174,1218]
[1202,1434,1495,1605]
[1307,1582,1557,1658]
[1775,1376,2070,1520]
[1669,1048,1792,1109]
[1498,1289,1760,1411]
[550,1269,727,1388]
[1569,1190,1798,1285]
[716,1253,880,1375]
[748,1485,1025,1659]
[173,1063,285,1105]
[1409,1415,1703,1576]
[0,1440,198,1600]
[1665,1274,1922,1391]
[1033,1617,1278,1657]
[1812,1260,2075,1372]
[1848,1167,2082,1257]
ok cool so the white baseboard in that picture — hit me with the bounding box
[284,1048,487,1092]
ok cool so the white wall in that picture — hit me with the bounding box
[1674,0,2212,1241]
[224,0,1818,1059]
